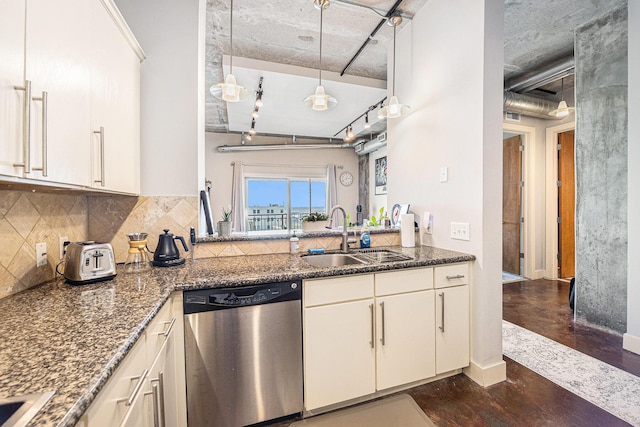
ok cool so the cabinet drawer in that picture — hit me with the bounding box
[375,268,433,296]
[434,263,469,288]
[304,274,374,307]
[83,334,147,427]
[145,299,175,365]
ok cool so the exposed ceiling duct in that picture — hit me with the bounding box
[505,55,575,93]
[354,131,387,155]
[503,91,565,120]
[217,143,355,152]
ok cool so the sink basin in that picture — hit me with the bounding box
[0,391,55,427]
[352,249,413,263]
[302,253,368,268]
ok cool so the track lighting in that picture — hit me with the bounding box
[252,108,259,119]
[364,113,370,129]
[210,0,250,102]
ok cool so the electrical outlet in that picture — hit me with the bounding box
[36,242,47,267]
[450,222,470,241]
[423,211,433,235]
[440,167,448,182]
[59,236,69,259]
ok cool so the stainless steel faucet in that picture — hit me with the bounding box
[327,205,355,253]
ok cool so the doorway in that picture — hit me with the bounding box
[503,135,523,276]
[557,131,575,278]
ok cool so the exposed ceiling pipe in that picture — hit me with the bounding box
[505,55,575,93]
[340,0,404,76]
[503,91,564,120]
[217,143,355,152]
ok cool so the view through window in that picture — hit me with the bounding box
[246,178,327,231]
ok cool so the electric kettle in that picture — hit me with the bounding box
[152,229,189,267]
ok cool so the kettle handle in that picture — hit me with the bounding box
[175,235,189,252]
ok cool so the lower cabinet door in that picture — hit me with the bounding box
[435,285,470,374]
[376,290,435,390]
[304,299,376,410]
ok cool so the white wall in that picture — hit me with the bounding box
[205,133,360,225]
[388,0,505,384]
[114,0,204,196]
[625,1,640,354]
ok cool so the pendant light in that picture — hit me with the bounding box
[210,0,250,102]
[548,77,575,117]
[379,16,409,119]
[304,1,337,111]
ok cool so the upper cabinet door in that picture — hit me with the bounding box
[25,0,91,186]
[0,0,26,177]
[90,0,141,194]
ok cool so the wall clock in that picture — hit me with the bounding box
[340,171,353,186]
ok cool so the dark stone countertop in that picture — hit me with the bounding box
[0,246,474,426]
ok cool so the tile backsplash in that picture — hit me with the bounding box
[0,190,88,299]
[1,189,399,300]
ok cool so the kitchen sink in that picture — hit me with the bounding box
[302,253,368,268]
[0,391,55,427]
[352,248,414,263]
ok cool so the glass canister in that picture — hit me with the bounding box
[124,233,151,273]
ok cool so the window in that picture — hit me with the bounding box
[246,177,327,231]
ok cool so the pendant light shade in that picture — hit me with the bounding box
[548,77,575,117]
[210,0,249,103]
[378,17,409,119]
[304,4,337,111]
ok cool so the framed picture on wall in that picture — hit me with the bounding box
[375,156,387,195]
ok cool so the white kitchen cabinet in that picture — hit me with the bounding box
[434,263,470,374]
[375,290,435,390]
[78,292,186,427]
[24,0,92,186]
[89,0,141,194]
[0,0,26,177]
[0,0,142,193]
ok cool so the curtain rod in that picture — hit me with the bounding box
[231,161,343,169]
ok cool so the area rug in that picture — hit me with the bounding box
[290,394,434,427]
[502,271,524,283]
[503,320,640,426]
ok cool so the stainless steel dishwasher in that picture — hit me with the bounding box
[183,280,303,427]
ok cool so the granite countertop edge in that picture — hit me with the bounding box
[0,245,474,427]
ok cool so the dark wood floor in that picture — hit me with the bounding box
[268,279,640,426]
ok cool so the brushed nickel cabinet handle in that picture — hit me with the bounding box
[150,372,166,427]
[446,274,465,280]
[13,80,31,174]
[117,368,148,406]
[369,303,374,349]
[31,91,48,176]
[150,383,160,427]
[93,127,105,186]
[439,292,445,332]
[380,302,386,346]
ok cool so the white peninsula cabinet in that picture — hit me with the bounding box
[303,263,470,412]
[0,0,142,193]
[77,292,187,427]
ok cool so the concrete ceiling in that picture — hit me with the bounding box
[205,0,626,139]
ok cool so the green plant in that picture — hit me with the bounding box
[369,207,386,226]
[221,206,232,222]
[302,212,329,222]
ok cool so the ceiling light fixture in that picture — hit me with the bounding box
[364,113,370,129]
[378,15,409,119]
[548,77,575,117]
[335,97,386,139]
[304,2,337,111]
[209,0,250,102]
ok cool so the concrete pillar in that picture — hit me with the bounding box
[575,5,628,333]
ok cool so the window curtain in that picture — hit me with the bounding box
[231,162,245,232]
[327,164,339,223]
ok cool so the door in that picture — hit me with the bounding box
[503,135,522,275]
[376,290,435,390]
[304,299,376,410]
[435,285,470,374]
[558,131,575,278]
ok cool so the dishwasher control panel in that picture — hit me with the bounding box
[184,280,301,314]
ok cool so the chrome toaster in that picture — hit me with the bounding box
[63,242,117,285]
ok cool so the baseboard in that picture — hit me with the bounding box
[623,333,640,355]
[463,359,506,387]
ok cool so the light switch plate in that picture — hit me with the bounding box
[440,167,448,182]
[423,211,433,234]
[450,222,470,241]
